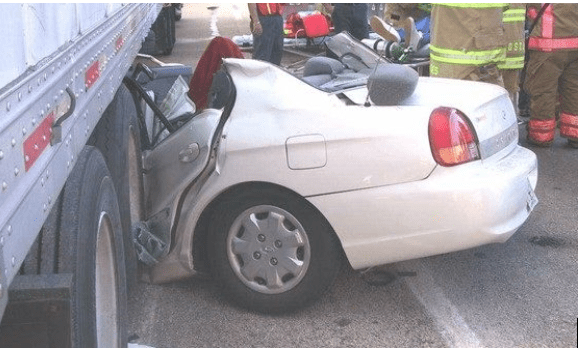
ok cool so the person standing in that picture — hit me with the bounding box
[525,3,578,147]
[498,4,526,114]
[248,3,284,65]
[323,3,370,41]
[429,3,507,87]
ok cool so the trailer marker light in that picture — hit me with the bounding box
[24,113,55,171]
[116,35,125,51]
[85,61,100,89]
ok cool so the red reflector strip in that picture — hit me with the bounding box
[528,36,578,51]
[85,60,100,89]
[541,5,554,38]
[116,36,125,51]
[528,119,556,143]
[23,113,55,171]
[560,112,578,139]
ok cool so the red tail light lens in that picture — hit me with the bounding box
[428,107,480,167]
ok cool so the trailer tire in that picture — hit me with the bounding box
[90,83,144,294]
[58,146,128,348]
[139,5,176,56]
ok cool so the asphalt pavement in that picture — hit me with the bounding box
[128,4,578,348]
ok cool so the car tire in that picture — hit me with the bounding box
[58,146,128,348]
[208,189,342,313]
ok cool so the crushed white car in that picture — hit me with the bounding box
[141,33,538,313]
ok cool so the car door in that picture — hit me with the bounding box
[142,108,222,219]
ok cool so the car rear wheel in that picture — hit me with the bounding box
[208,189,342,313]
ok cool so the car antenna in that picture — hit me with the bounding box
[364,57,382,107]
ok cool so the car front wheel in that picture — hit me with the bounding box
[208,190,342,313]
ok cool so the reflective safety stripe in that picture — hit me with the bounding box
[257,3,281,16]
[430,45,506,66]
[506,40,525,54]
[503,8,525,22]
[528,36,578,51]
[527,6,538,20]
[560,112,578,139]
[497,56,525,69]
[541,5,554,38]
[529,4,578,51]
[528,119,556,143]
[436,3,507,8]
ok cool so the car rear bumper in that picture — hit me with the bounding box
[308,145,538,269]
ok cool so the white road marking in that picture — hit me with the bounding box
[400,259,484,348]
[177,38,213,44]
[231,4,243,20]
[209,7,220,37]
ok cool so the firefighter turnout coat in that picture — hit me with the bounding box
[499,3,526,102]
[430,3,507,83]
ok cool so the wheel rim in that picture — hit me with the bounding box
[95,211,119,347]
[226,205,311,294]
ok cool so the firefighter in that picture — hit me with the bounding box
[525,4,578,147]
[498,4,526,115]
[429,3,507,87]
[323,3,370,41]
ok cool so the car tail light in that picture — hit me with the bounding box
[428,107,480,167]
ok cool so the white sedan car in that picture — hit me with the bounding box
[142,33,538,313]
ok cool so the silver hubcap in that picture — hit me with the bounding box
[95,212,119,347]
[226,205,311,294]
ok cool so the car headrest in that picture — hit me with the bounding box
[303,56,346,77]
[368,64,419,106]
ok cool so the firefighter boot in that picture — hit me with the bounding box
[560,112,578,148]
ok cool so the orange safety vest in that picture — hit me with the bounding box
[257,3,283,16]
[527,3,578,52]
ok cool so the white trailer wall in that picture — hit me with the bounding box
[0,3,123,89]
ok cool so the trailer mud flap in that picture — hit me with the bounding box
[0,274,73,348]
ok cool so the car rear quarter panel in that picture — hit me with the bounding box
[215,59,437,197]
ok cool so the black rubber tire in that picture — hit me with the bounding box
[89,83,144,294]
[139,6,176,56]
[58,146,128,348]
[208,189,342,313]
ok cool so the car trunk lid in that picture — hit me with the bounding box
[401,77,519,160]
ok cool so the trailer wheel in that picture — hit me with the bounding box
[90,83,144,294]
[58,146,128,348]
